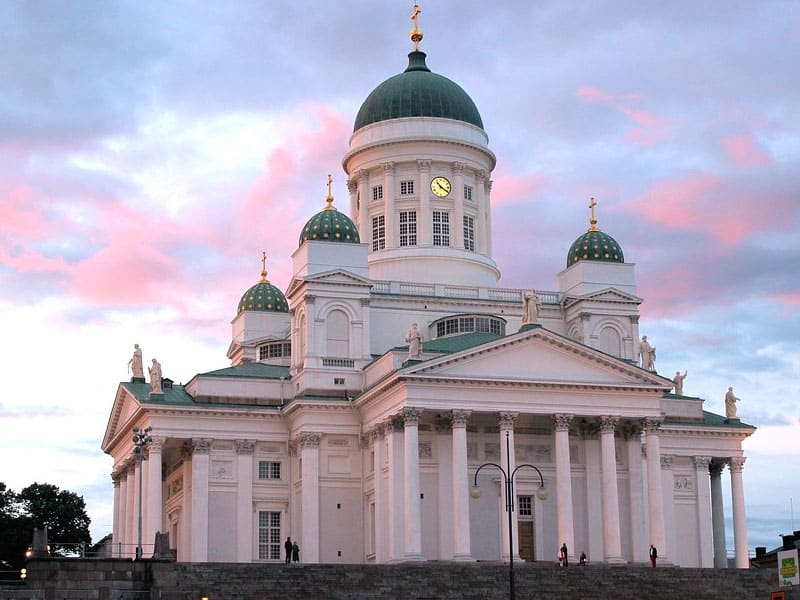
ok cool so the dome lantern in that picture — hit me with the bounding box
[566,198,625,267]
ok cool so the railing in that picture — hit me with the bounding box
[371,279,561,304]
[321,358,355,368]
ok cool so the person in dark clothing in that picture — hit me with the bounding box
[560,543,569,567]
[649,544,658,568]
[292,541,300,563]
[579,551,587,566]
[284,537,292,564]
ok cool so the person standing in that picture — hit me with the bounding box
[291,541,300,563]
[284,537,292,564]
[560,542,569,567]
[649,544,658,568]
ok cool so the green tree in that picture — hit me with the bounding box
[17,483,91,557]
[0,483,32,572]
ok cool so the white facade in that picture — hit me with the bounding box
[102,31,754,568]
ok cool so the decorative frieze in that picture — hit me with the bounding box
[674,473,694,495]
[211,460,234,480]
[660,455,674,469]
[298,433,322,449]
[418,441,432,459]
[327,438,350,448]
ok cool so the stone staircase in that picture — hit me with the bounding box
[5,559,786,600]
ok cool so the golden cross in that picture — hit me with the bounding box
[260,251,268,282]
[327,174,332,198]
[588,197,599,231]
[410,3,423,51]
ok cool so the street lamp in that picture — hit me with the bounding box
[471,431,548,600]
[132,425,152,560]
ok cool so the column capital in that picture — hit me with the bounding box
[644,418,663,434]
[191,438,212,454]
[729,456,746,473]
[553,413,574,431]
[709,459,728,477]
[600,416,619,433]
[382,161,395,174]
[451,409,471,428]
[384,414,404,433]
[402,407,423,426]
[417,159,431,170]
[235,439,256,455]
[111,471,122,485]
[498,411,518,431]
[149,437,166,452]
[347,178,358,193]
[660,454,674,469]
[370,423,386,441]
[452,161,466,173]
[357,169,370,182]
[693,456,712,470]
[298,432,323,449]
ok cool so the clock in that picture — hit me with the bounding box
[430,176,451,197]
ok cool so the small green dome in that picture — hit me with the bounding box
[237,281,289,314]
[299,208,360,246]
[354,51,483,132]
[567,230,625,267]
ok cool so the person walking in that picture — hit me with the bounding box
[292,541,300,563]
[579,551,587,566]
[560,542,569,568]
[649,544,658,568]
[284,537,292,564]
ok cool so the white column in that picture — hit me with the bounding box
[693,456,714,568]
[582,426,603,561]
[190,438,210,562]
[710,461,728,568]
[436,421,454,560]
[600,416,623,563]
[729,457,749,568]
[383,162,396,247]
[386,417,405,561]
[371,425,388,563]
[661,455,677,565]
[403,408,424,561]
[476,170,490,255]
[235,440,255,562]
[499,411,519,561]
[145,438,164,556]
[626,429,647,563]
[112,471,123,558]
[347,177,358,225]
[452,162,465,249]
[357,170,370,243]
[417,160,432,245]
[299,433,322,564]
[645,419,667,562]
[125,462,136,558]
[553,414,575,562]
[452,410,472,561]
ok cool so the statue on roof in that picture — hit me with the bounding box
[639,336,656,371]
[128,343,144,379]
[673,370,688,395]
[725,386,740,419]
[406,323,423,360]
[522,291,541,325]
[149,358,163,394]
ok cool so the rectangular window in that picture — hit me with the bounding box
[518,495,532,517]
[400,180,414,195]
[463,215,475,251]
[464,185,473,202]
[258,511,282,560]
[432,211,450,246]
[399,210,417,247]
[372,185,383,201]
[372,215,385,251]
[260,342,291,360]
[258,461,281,480]
[475,317,490,333]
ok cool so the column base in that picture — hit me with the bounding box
[402,553,425,562]
[605,556,627,565]
[452,554,475,562]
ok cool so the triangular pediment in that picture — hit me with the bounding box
[563,287,642,308]
[101,384,143,451]
[287,269,373,296]
[405,328,670,389]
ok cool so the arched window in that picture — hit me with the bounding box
[597,326,622,357]
[326,309,350,357]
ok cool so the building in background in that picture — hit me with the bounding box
[102,8,754,567]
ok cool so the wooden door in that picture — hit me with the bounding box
[518,521,534,562]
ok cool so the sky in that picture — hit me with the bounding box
[1,1,798,556]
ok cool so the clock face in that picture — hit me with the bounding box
[431,176,451,197]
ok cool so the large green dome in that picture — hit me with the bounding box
[299,206,360,247]
[237,281,288,314]
[567,230,625,267]
[353,51,483,132]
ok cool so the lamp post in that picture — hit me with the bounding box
[132,425,152,560]
[471,431,548,600]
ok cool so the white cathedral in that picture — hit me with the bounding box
[102,10,755,569]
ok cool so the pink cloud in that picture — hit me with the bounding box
[576,85,670,147]
[719,135,773,168]
[490,172,549,206]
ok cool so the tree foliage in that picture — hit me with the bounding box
[0,482,91,570]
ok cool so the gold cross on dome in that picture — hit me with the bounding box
[260,251,269,282]
[410,3,423,51]
[588,197,599,231]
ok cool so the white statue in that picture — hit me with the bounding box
[639,336,656,371]
[522,291,541,325]
[128,343,144,378]
[406,323,423,360]
[149,358,163,394]
[725,386,740,419]
[673,370,687,395]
